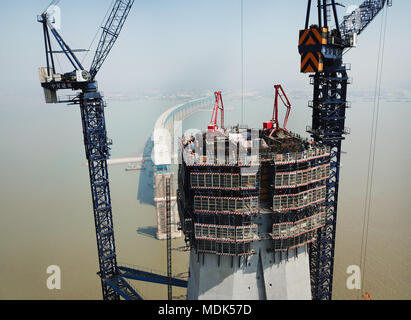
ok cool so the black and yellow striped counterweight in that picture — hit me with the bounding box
[298,26,327,73]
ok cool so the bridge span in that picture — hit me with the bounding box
[152,97,213,239]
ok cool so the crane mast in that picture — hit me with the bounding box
[38,0,135,300]
[298,0,392,300]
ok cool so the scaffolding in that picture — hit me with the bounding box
[273,185,326,212]
[178,128,332,257]
[193,196,259,214]
[273,230,318,252]
[190,172,258,190]
[273,146,330,165]
[184,154,260,167]
[275,164,330,189]
[272,211,326,240]
[194,223,258,242]
[197,240,255,256]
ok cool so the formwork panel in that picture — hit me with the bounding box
[194,196,259,214]
[194,223,258,243]
[273,186,326,211]
[275,164,330,189]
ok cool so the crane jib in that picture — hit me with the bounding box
[89,0,135,79]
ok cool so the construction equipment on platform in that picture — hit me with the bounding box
[299,0,392,300]
[208,91,225,132]
[263,84,292,136]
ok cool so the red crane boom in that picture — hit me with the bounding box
[263,84,292,135]
[208,91,224,132]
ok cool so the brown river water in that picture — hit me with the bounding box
[0,97,409,300]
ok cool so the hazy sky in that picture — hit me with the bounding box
[0,0,410,100]
[0,1,409,300]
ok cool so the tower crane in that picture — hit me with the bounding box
[298,0,392,300]
[38,0,188,301]
[38,0,137,300]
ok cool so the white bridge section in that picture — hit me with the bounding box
[152,96,213,240]
[153,97,213,166]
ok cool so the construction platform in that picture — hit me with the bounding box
[177,126,331,299]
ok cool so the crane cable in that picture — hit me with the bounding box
[41,0,63,73]
[42,0,117,69]
[42,0,62,15]
[241,0,245,125]
[81,0,116,66]
[358,4,389,300]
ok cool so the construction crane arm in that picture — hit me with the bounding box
[274,84,291,131]
[263,85,291,135]
[339,0,392,39]
[208,91,225,132]
[89,0,135,80]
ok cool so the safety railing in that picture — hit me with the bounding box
[272,211,326,240]
[190,172,258,190]
[273,146,330,165]
[194,223,258,242]
[184,152,260,167]
[197,239,255,256]
[193,196,259,214]
[273,185,326,211]
[274,164,330,189]
[273,230,317,252]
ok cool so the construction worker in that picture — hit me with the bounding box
[362,291,372,300]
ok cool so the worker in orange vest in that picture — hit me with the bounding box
[362,291,372,300]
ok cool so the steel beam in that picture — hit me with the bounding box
[118,266,188,288]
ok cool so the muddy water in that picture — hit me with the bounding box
[0,96,409,299]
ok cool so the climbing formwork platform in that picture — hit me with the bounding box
[178,127,331,255]
[177,126,331,299]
